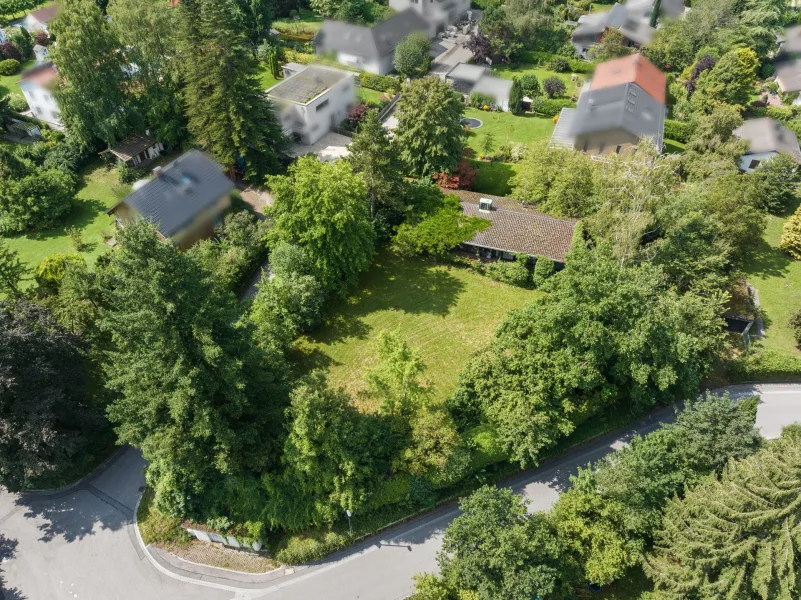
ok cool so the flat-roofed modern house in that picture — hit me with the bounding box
[315,9,428,75]
[16,61,62,130]
[550,54,666,156]
[446,189,577,264]
[390,0,471,37]
[266,65,356,145]
[733,118,801,173]
[106,151,234,250]
[101,133,164,167]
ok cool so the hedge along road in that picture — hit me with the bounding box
[2,384,800,600]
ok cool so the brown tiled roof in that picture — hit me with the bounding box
[590,54,666,104]
[444,189,578,262]
[28,4,60,24]
[17,61,58,86]
[105,133,159,161]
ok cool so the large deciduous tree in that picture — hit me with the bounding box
[50,0,139,147]
[394,77,466,177]
[0,300,99,491]
[178,0,289,181]
[100,220,286,517]
[267,156,375,295]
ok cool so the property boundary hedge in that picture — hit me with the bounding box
[360,72,400,93]
[726,349,801,382]
[532,97,576,116]
[520,51,594,74]
[664,119,691,143]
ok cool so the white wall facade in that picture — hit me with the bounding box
[19,81,63,129]
[739,151,777,173]
[335,51,393,75]
[23,15,47,32]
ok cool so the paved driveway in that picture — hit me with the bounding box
[3,384,801,600]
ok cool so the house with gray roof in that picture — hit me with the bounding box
[315,9,428,75]
[390,0,471,37]
[775,58,801,104]
[267,65,356,145]
[107,151,234,250]
[733,118,801,172]
[445,63,513,110]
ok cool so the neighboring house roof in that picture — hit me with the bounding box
[281,62,307,74]
[267,65,352,105]
[776,59,801,93]
[618,17,654,45]
[27,4,60,24]
[446,189,577,262]
[573,3,628,37]
[471,74,513,99]
[549,107,579,148]
[660,0,685,18]
[17,61,58,86]
[783,25,801,55]
[590,54,666,104]
[733,118,801,163]
[107,150,234,238]
[569,81,666,150]
[315,9,428,59]
[572,3,656,47]
[104,133,160,162]
[446,63,488,84]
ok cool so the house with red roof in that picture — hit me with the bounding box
[550,54,667,156]
[16,61,63,130]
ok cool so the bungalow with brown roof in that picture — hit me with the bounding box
[445,189,577,265]
[101,133,165,168]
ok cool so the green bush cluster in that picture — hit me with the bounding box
[469,92,494,109]
[531,96,576,116]
[360,72,400,93]
[0,58,21,76]
[664,119,692,143]
[275,531,350,564]
[521,50,594,74]
[483,254,531,287]
[765,105,801,122]
[728,349,801,382]
[532,256,555,287]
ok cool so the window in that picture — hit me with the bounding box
[316,99,329,112]
[33,107,41,116]
[598,142,605,154]
[748,159,761,169]
[582,140,589,153]
[29,90,37,100]
[615,145,622,154]
[43,93,50,102]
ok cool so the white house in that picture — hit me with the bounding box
[390,0,471,37]
[24,4,60,32]
[315,9,428,75]
[733,118,801,172]
[16,61,63,130]
[33,44,49,64]
[267,65,356,145]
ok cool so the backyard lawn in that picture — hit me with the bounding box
[464,107,555,155]
[257,64,281,90]
[294,249,541,411]
[742,198,801,355]
[0,59,35,100]
[490,65,583,97]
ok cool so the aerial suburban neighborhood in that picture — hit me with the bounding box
[4,0,801,598]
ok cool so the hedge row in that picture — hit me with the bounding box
[664,119,692,143]
[532,97,576,116]
[727,349,801,383]
[520,50,594,74]
[360,71,400,93]
[282,49,316,65]
[765,105,801,122]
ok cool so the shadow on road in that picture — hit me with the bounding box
[0,533,26,600]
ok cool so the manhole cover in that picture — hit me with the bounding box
[461,117,483,129]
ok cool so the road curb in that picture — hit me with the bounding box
[19,445,128,499]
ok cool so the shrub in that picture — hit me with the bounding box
[484,257,530,287]
[116,161,147,184]
[434,159,478,190]
[0,58,20,76]
[0,41,21,62]
[790,311,801,348]
[465,423,509,472]
[34,253,86,294]
[520,51,594,74]
[532,255,555,287]
[347,103,370,127]
[780,206,801,259]
[469,91,494,109]
[542,76,566,98]
[506,141,527,162]
[282,49,315,65]
[518,73,541,99]
[728,349,801,383]
[360,72,400,93]
[760,62,774,79]
[67,225,86,251]
[550,57,569,72]
[766,106,794,122]
[276,531,350,564]
[8,95,28,112]
[9,29,32,61]
[34,31,51,47]
[289,8,299,17]
[530,97,575,116]
[664,119,692,143]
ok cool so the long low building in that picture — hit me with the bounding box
[445,189,578,264]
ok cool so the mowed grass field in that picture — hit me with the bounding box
[464,107,555,155]
[743,198,801,355]
[293,250,541,411]
[0,59,35,100]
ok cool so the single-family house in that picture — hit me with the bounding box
[33,44,49,64]
[733,118,801,172]
[550,54,666,155]
[445,63,513,110]
[315,9,428,75]
[0,29,7,43]
[445,189,577,265]
[106,150,234,250]
[101,133,165,167]
[267,65,356,145]
[775,59,801,104]
[779,24,801,55]
[571,4,655,58]
[16,61,62,130]
[390,0,471,37]
[24,4,60,32]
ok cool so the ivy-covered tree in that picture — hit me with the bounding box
[394,77,466,177]
[178,0,289,181]
[267,156,375,295]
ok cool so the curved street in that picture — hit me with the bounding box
[2,383,800,600]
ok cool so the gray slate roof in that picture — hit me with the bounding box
[734,118,801,162]
[315,9,428,59]
[110,151,233,238]
[105,133,159,162]
[776,58,801,93]
[267,66,351,104]
[572,3,655,45]
[569,82,665,150]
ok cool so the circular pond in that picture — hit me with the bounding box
[461,117,483,129]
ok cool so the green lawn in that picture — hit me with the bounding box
[0,59,35,100]
[257,64,281,90]
[357,86,386,105]
[742,198,801,355]
[663,138,686,154]
[464,108,555,156]
[489,66,582,97]
[471,160,521,196]
[293,249,541,411]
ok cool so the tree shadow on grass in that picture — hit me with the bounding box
[5,197,110,245]
[744,235,792,280]
[472,161,517,197]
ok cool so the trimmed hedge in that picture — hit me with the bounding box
[465,423,509,472]
[664,119,692,143]
[531,96,576,116]
[0,58,20,76]
[727,350,801,383]
[520,51,594,74]
[282,49,316,65]
[360,71,400,93]
[766,106,799,122]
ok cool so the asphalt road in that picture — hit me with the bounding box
[2,384,800,600]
